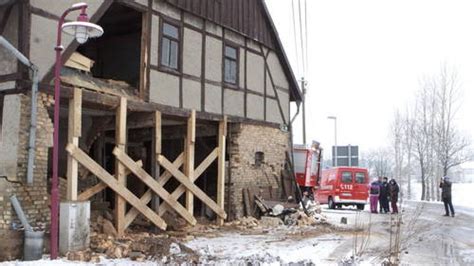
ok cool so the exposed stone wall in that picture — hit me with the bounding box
[0,92,53,230]
[227,123,289,219]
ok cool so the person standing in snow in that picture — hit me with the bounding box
[388,179,399,214]
[369,178,381,213]
[379,177,390,213]
[440,176,455,217]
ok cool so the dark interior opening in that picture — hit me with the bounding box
[77,3,142,89]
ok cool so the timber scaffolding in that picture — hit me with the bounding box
[49,81,228,235]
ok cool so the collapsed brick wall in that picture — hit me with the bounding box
[227,123,289,219]
[0,92,53,231]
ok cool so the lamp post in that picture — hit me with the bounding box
[327,116,337,167]
[51,2,103,259]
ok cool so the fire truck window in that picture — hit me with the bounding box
[293,152,306,173]
[341,172,352,183]
[355,172,366,183]
[255,151,264,167]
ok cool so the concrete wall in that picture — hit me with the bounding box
[149,69,180,107]
[246,52,264,94]
[205,36,222,82]
[228,123,289,219]
[182,28,202,78]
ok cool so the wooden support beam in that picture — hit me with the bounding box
[124,153,184,228]
[66,144,166,230]
[217,116,227,225]
[115,97,127,236]
[158,154,227,219]
[152,111,162,214]
[113,148,197,226]
[67,88,82,201]
[78,160,143,201]
[185,110,196,215]
[159,148,218,215]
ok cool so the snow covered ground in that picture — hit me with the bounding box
[409,182,474,208]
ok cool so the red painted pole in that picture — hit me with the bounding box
[50,4,88,259]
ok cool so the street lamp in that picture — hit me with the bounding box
[51,2,103,259]
[327,116,337,167]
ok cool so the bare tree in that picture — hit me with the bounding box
[391,110,405,198]
[402,109,415,199]
[362,148,394,178]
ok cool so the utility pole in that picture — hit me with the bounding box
[327,116,337,166]
[301,77,307,145]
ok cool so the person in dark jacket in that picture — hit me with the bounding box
[440,176,455,217]
[369,179,381,213]
[388,179,399,214]
[379,177,390,213]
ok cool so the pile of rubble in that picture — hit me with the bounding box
[66,215,199,263]
[255,195,328,227]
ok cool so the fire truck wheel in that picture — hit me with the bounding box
[328,197,335,209]
[357,204,365,210]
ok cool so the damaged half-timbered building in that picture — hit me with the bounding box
[0,0,302,259]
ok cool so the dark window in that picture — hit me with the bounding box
[255,151,264,167]
[160,22,179,70]
[341,172,352,183]
[224,45,238,84]
[355,172,366,184]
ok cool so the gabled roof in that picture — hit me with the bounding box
[165,0,303,103]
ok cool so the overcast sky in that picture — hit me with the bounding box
[266,0,474,156]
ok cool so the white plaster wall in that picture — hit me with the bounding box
[205,20,222,36]
[30,14,75,80]
[204,84,222,114]
[30,0,103,21]
[246,94,264,120]
[205,36,222,82]
[182,78,201,111]
[267,51,289,89]
[0,82,16,92]
[266,98,283,124]
[152,0,181,20]
[247,39,261,52]
[184,12,203,29]
[276,89,289,123]
[0,95,22,177]
[151,15,160,66]
[149,70,180,107]
[225,29,245,46]
[223,89,244,117]
[266,69,275,97]
[246,52,264,94]
[0,5,19,76]
[183,28,202,77]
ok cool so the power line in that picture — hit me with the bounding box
[297,0,306,75]
[304,0,308,75]
[291,0,301,76]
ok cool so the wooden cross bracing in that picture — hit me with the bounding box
[65,92,227,236]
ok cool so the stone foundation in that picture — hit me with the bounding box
[227,123,289,219]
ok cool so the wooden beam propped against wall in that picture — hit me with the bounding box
[185,110,196,215]
[217,116,227,225]
[115,97,127,236]
[67,88,82,201]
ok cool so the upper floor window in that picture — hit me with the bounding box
[224,45,238,84]
[160,22,180,70]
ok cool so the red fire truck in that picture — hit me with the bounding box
[293,142,322,191]
[293,142,369,210]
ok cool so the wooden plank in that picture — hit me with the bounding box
[66,88,82,201]
[124,153,184,228]
[152,111,162,215]
[217,116,227,225]
[78,160,143,201]
[115,97,127,236]
[113,148,196,225]
[66,144,166,230]
[78,182,107,201]
[185,110,196,215]
[158,155,227,219]
[159,148,218,215]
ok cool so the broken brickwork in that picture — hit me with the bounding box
[227,123,289,219]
